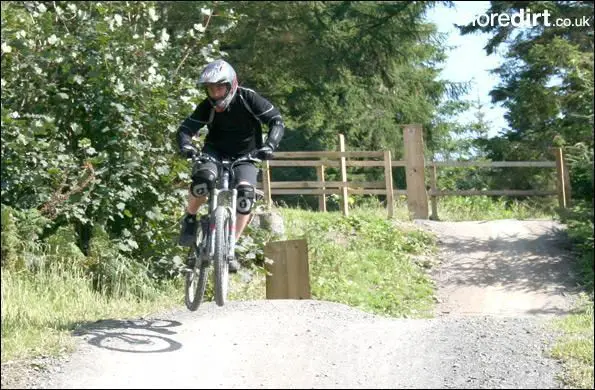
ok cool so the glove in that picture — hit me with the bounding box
[181,144,199,159]
[255,145,274,160]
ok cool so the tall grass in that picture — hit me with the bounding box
[550,199,594,389]
[548,294,594,389]
[1,262,181,363]
[421,195,556,221]
[322,193,556,221]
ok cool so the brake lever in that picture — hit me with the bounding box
[192,153,217,164]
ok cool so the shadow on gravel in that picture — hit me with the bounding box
[525,305,585,316]
[430,224,580,293]
[71,318,183,354]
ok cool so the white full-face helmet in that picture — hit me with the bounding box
[197,59,238,111]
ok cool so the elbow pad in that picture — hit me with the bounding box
[265,119,284,150]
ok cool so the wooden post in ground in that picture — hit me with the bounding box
[383,150,394,219]
[562,151,572,207]
[264,239,311,300]
[338,134,349,216]
[316,165,326,212]
[403,124,429,219]
[553,147,571,209]
[430,163,439,220]
[262,160,272,209]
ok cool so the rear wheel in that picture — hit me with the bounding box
[184,228,209,311]
[213,206,230,307]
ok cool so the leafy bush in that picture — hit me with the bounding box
[1,1,226,284]
[1,205,51,271]
[562,202,594,293]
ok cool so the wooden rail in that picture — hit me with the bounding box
[425,147,570,220]
[256,128,570,220]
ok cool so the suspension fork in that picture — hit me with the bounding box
[207,167,237,259]
[228,188,237,259]
[222,167,238,259]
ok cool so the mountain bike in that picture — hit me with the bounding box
[184,150,264,310]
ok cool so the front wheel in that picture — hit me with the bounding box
[213,206,231,307]
[184,230,209,311]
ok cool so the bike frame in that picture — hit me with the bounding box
[207,161,237,261]
[184,150,265,310]
[194,152,261,264]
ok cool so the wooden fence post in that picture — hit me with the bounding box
[383,150,394,219]
[553,147,571,209]
[262,160,272,209]
[403,124,429,219]
[338,134,349,216]
[264,239,311,300]
[562,151,572,206]
[430,163,438,220]
[316,165,326,212]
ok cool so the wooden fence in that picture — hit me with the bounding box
[257,124,571,220]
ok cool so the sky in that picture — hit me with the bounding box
[424,1,510,138]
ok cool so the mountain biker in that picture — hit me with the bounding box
[176,59,284,272]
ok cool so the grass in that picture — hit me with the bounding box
[320,194,555,221]
[278,206,438,318]
[548,294,594,389]
[226,204,439,319]
[547,200,594,389]
[0,262,182,363]
[421,195,555,221]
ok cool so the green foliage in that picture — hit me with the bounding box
[565,142,594,203]
[0,0,465,286]
[433,195,555,221]
[1,261,182,363]
[282,208,438,318]
[457,1,594,199]
[85,224,161,300]
[1,1,227,283]
[221,2,461,185]
[1,205,51,271]
[549,295,594,389]
[561,201,594,292]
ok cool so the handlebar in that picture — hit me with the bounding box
[190,151,263,169]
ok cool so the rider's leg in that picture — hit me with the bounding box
[228,163,258,272]
[186,192,207,215]
[179,158,218,247]
[234,162,259,241]
[235,180,254,240]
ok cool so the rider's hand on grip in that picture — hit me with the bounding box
[255,146,274,160]
[181,144,199,159]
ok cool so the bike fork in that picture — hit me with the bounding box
[227,189,238,259]
[208,189,218,259]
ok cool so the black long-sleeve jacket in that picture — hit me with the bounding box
[176,86,284,158]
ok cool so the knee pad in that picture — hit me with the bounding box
[236,184,255,215]
[190,163,217,197]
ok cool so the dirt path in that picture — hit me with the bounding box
[415,219,579,318]
[4,219,580,389]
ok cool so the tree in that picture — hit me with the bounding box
[456,1,594,197]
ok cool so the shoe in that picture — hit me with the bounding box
[228,258,240,273]
[185,252,196,270]
[178,214,198,247]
